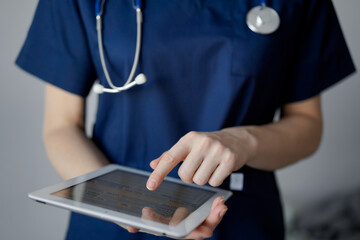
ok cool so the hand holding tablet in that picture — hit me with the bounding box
[124,196,228,239]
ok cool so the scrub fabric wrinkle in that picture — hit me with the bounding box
[16,0,355,239]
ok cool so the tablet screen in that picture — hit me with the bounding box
[52,170,216,226]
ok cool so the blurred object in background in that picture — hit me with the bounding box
[289,188,360,240]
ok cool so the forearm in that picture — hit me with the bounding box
[222,113,322,171]
[43,125,109,180]
[147,96,322,191]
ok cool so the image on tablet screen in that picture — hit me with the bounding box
[52,170,216,225]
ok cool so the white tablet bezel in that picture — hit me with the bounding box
[29,164,232,238]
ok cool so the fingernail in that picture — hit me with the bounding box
[147,179,157,190]
[219,208,228,218]
[219,197,225,204]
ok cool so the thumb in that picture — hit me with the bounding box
[203,198,228,230]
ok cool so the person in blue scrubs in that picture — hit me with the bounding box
[17,0,355,239]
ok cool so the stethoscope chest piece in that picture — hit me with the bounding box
[246,4,280,35]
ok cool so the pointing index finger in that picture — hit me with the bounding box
[146,144,189,191]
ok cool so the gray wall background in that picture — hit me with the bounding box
[0,0,359,239]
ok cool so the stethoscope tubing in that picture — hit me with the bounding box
[94,0,145,94]
[93,0,279,94]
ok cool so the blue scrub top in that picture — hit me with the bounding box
[17,0,355,239]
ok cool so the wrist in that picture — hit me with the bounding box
[242,126,259,164]
[220,126,259,166]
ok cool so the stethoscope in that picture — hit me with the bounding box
[93,0,146,94]
[246,0,281,35]
[92,0,280,94]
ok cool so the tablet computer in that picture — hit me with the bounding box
[29,164,232,238]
